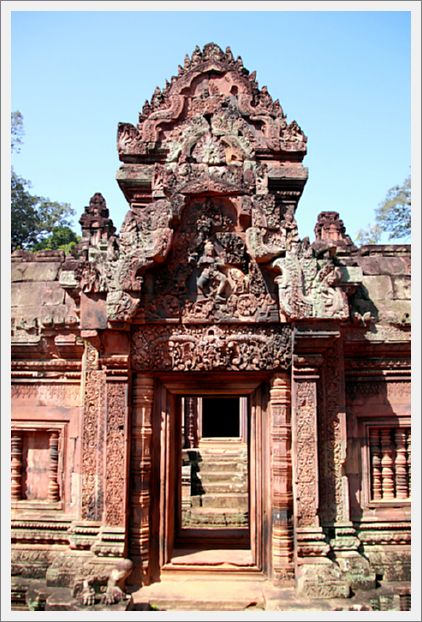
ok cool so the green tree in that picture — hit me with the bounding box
[11,111,80,252]
[356,176,411,244]
[32,225,80,254]
[11,171,40,250]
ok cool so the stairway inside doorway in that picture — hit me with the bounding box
[166,394,254,569]
[181,440,249,532]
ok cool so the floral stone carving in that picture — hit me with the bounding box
[132,324,292,372]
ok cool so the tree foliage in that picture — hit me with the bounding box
[356,176,411,244]
[32,225,80,254]
[11,111,24,154]
[11,111,80,252]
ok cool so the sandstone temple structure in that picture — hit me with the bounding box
[11,44,411,611]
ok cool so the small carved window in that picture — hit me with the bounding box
[368,426,411,502]
[11,427,62,507]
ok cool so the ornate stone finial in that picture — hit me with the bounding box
[141,100,151,117]
[203,42,225,62]
[313,211,356,250]
[79,193,116,248]
[151,86,162,110]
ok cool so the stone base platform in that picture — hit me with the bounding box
[11,574,410,612]
[129,576,411,612]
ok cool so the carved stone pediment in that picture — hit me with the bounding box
[62,45,359,329]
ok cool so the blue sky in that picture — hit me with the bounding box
[10,8,412,243]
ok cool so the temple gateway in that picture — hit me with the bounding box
[11,44,411,611]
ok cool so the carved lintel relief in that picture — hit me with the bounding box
[132,324,292,372]
[130,376,154,584]
[269,373,294,582]
[80,341,106,521]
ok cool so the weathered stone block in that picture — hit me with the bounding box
[377,300,411,324]
[59,270,79,288]
[12,282,65,307]
[362,275,393,301]
[359,256,410,276]
[339,266,363,283]
[80,293,108,330]
[12,262,61,283]
[296,561,350,599]
[392,276,411,300]
[365,547,411,582]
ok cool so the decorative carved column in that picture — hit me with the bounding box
[380,428,395,499]
[395,429,408,499]
[369,428,382,500]
[406,429,411,495]
[47,430,60,502]
[269,373,294,583]
[80,339,106,521]
[91,359,131,558]
[292,355,346,599]
[11,431,23,502]
[320,337,375,592]
[130,375,154,585]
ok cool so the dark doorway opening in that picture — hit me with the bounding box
[202,397,240,437]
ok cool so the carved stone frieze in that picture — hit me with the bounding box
[132,324,291,372]
[11,382,81,406]
[346,380,411,401]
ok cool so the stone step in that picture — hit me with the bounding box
[130,577,265,611]
[191,492,249,509]
[197,461,244,473]
[182,507,248,527]
[201,481,248,493]
[197,470,245,483]
[198,448,248,458]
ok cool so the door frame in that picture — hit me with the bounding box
[151,373,271,575]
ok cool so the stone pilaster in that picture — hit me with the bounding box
[91,352,131,558]
[292,354,348,599]
[130,375,154,585]
[80,339,106,522]
[79,335,132,559]
[269,373,294,583]
[320,337,375,592]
